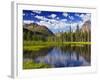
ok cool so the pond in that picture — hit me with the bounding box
[23,44,91,68]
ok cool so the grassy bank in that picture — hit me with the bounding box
[23,41,91,51]
[24,41,91,45]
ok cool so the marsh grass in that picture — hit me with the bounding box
[23,41,91,51]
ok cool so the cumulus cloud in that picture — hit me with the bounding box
[49,14,57,18]
[23,20,34,24]
[70,23,78,31]
[35,15,44,20]
[75,13,91,28]
[56,17,60,20]
[34,12,91,33]
[35,14,77,33]
[37,18,71,33]
[81,13,91,22]
[62,12,68,17]
[76,13,91,22]
[75,13,80,17]
[37,20,51,27]
[61,19,67,22]
[35,15,48,21]
[30,13,34,16]
[69,16,74,20]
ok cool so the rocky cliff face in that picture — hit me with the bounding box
[81,20,91,32]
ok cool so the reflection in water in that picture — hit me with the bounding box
[23,45,91,68]
[35,47,90,67]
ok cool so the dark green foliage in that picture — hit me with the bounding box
[23,23,91,42]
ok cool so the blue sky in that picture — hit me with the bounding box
[23,10,91,33]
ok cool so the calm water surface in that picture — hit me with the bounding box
[23,45,91,68]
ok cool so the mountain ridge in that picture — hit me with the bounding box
[23,23,54,37]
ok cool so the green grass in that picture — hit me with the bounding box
[23,41,91,51]
[23,41,91,46]
[64,42,91,45]
[23,60,50,69]
[23,45,47,51]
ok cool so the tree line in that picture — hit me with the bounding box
[23,25,91,42]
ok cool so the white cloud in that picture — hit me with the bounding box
[75,13,91,28]
[48,19,67,29]
[35,13,89,33]
[75,13,91,22]
[78,21,84,27]
[37,21,51,27]
[30,13,34,16]
[49,14,57,18]
[62,12,68,17]
[80,14,85,18]
[84,14,91,21]
[70,23,78,31]
[71,23,77,27]
[80,13,91,22]
[35,15,48,21]
[69,16,74,20]
[75,13,80,17]
[61,19,67,22]
[76,13,91,29]
[35,15,44,20]
[56,17,60,20]
[23,20,34,24]
[37,18,71,33]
